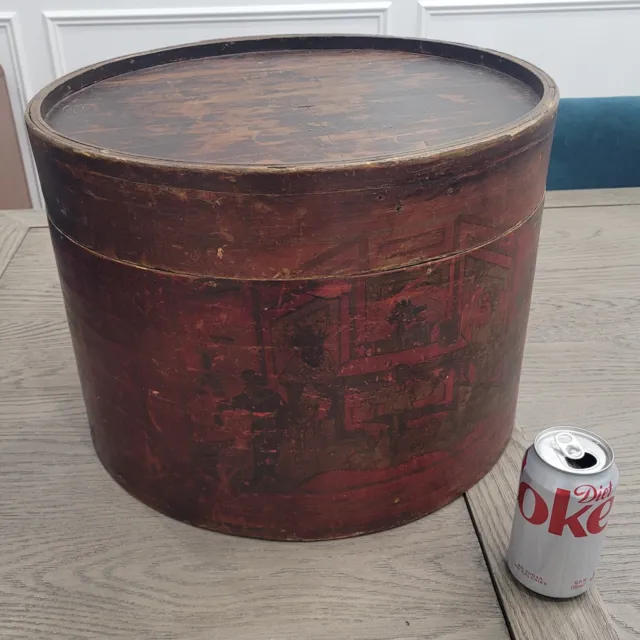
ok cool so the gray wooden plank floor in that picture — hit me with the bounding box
[0,228,507,639]
[1,188,639,639]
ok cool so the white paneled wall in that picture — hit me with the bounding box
[419,0,640,100]
[1,0,639,208]
[43,4,392,76]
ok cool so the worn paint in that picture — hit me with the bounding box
[26,35,558,540]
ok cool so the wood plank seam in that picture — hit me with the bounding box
[5,209,48,229]
[464,492,517,640]
[544,187,640,209]
[0,216,28,279]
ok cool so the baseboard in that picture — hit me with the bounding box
[547,97,640,191]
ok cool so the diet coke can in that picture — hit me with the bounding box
[507,426,618,598]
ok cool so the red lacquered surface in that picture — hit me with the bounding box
[27,36,557,539]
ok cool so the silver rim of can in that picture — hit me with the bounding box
[534,426,615,474]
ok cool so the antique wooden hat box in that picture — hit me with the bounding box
[26,36,558,540]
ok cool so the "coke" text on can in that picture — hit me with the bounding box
[507,427,619,598]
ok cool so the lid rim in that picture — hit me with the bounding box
[25,34,559,177]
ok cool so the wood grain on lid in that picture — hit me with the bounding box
[45,49,540,166]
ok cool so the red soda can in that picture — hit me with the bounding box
[507,426,618,598]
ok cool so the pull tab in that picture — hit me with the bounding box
[554,432,584,460]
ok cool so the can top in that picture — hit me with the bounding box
[534,427,615,475]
